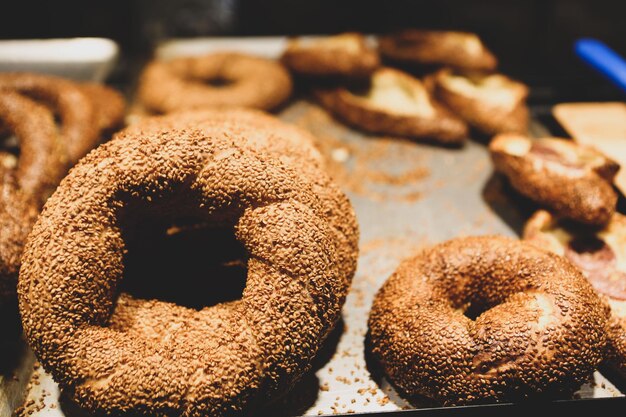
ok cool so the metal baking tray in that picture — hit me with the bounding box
[3,37,626,416]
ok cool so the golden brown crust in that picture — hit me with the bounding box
[490,134,619,226]
[18,109,359,416]
[316,68,468,144]
[431,69,529,135]
[524,210,626,379]
[368,235,608,405]
[281,33,380,78]
[79,82,126,134]
[123,108,324,168]
[138,53,293,114]
[378,30,498,71]
[0,72,101,164]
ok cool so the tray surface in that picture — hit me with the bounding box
[11,100,624,417]
[4,37,625,416]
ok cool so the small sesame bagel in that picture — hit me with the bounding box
[316,67,468,145]
[18,110,358,416]
[490,134,619,226]
[281,33,380,79]
[524,210,626,379]
[430,69,529,135]
[368,235,608,405]
[378,30,498,72]
[0,72,101,163]
[138,52,293,114]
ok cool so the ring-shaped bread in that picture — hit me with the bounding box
[369,235,608,405]
[138,52,293,114]
[18,110,358,416]
[0,72,100,163]
[524,210,626,380]
[490,134,619,226]
[0,91,65,308]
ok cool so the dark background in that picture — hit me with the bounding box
[1,0,625,103]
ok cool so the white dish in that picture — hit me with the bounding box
[0,37,119,81]
[156,36,288,60]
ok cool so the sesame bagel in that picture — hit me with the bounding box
[0,90,65,199]
[378,30,498,72]
[524,210,626,379]
[490,134,619,226]
[0,92,65,308]
[316,67,468,145]
[368,235,608,405]
[18,110,359,416]
[281,33,380,79]
[138,52,293,114]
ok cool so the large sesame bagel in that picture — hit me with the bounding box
[524,210,626,379]
[18,110,358,416]
[138,52,293,114]
[369,236,608,405]
[490,134,619,226]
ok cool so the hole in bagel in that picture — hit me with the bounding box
[117,194,248,311]
[0,130,20,158]
[205,77,234,87]
[461,301,490,321]
[186,75,234,88]
[0,129,20,176]
[121,223,247,310]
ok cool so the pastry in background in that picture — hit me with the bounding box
[316,67,468,145]
[138,52,292,114]
[281,32,379,79]
[0,73,123,323]
[79,81,126,136]
[524,209,626,380]
[430,69,529,135]
[378,30,498,72]
[0,73,124,163]
[490,134,619,226]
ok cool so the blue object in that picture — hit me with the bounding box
[575,38,626,94]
